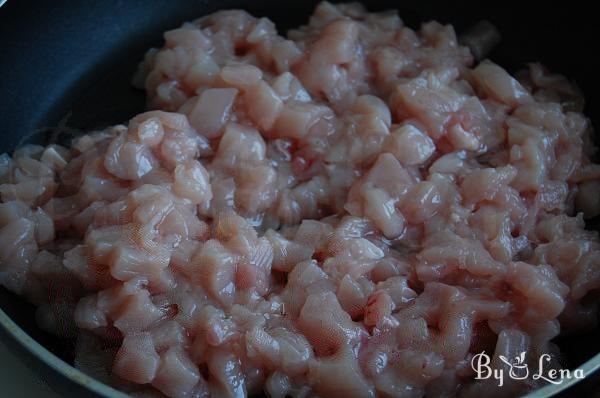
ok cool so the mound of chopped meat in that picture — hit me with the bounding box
[1,2,599,397]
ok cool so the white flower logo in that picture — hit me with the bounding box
[473,350,585,387]
[498,351,529,380]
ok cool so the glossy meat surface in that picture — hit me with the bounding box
[1,2,599,397]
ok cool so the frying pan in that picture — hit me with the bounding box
[0,0,599,396]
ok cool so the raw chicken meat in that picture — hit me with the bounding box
[1,2,599,397]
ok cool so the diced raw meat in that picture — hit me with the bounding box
[2,3,599,398]
[113,333,160,384]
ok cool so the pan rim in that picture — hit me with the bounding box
[0,306,127,398]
